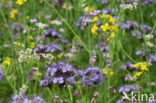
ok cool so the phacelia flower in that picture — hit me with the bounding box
[0,69,3,80]
[119,85,141,93]
[40,61,77,87]
[34,43,62,54]
[80,67,104,85]
[11,91,46,103]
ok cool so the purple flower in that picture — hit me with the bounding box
[41,61,77,87]
[74,91,79,97]
[119,85,141,93]
[60,38,68,44]
[141,0,155,6]
[0,69,3,80]
[44,28,62,38]
[30,18,38,23]
[76,14,91,29]
[34,43,62,54]
[32,96,47,103]
[11,92,46,103]
[40,79,53,87]
[146,101,156,103]
[93,92,99,98]
[55,0,63,4]
[149,55,156,63]
[116,99,126,103]
[81,67,104,85]
[96,0,109,4]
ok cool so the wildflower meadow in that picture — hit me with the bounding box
[0,0,156,103]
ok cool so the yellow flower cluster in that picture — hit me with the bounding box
[133,62,148,71]
[134,72,142,77]
[28,36,33,40]
[63,3,66,9]
[85,7,95,12]
[30,42,35,48]
[2,57,12,69]
[34,72,42,76]
[133,62,148,78]
[10,9,18,19]
[91,24,99,35]
[4,57,12,65]
[91,13,118,41]
[16,0,27,5]
[102,68,114,77]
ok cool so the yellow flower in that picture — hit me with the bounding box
[16,0,27,5]
[110,32,115,38]
[25,25,29,28]
[34,72,42,76]
[85,7,94,12]
[101,23,110,32]
[141,65,148,71]
[111,24,118,31]
[63,3,66,9]
[109,17,116,24]
[10,9,18,19]
[99,14,110,19]
[2,65,6,69]
[102,69,108,74]
[91,24,99,35]
[110,72,114,77]
[30,42,35,48]
[17,42,21,46]
[26,16,30,19]
[133,63,139,68]
[134,62,148,71]
[91,16,98,22]
[134,72,142,77]
[4,57,12,66]
[28,36,33,40]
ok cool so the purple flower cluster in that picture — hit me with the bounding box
[43,28,68,43]
[11,92,46,103]
[141,0,155,6]
[79,67,104,86]
[54,0,64,4]
[96,0,109,4]
[120,62,134,70]
[99,39,112,66]
[116,99,127,103]
[44,28,62,38]
[120,20,152,39]
[0,69,3,80]
[76,14,90,30]
[40,61,77,87]
[146,101,156,103]
[119,85,141,93]
[76,7,118,30]
[11,22,25,39]
[34,43,62,53]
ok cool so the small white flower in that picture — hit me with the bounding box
[26,48,33,54]
[65,53,73,58]
[13,42,17,44]
[145,34,153,40]
[68,4,73,10]
[133,2,138,9]
[147,42,154,47]
[44,53,54,59]
[59,28,64,32]
[36,22,48,29]
[50,20,62,25]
